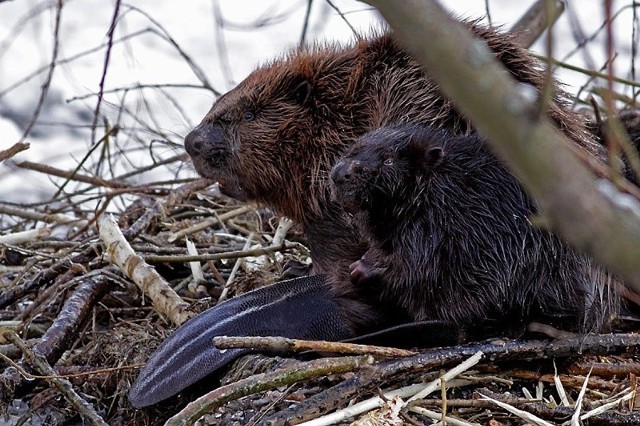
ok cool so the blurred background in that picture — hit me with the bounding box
[0,0,637,204]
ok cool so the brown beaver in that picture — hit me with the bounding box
[331,125,614,335]
[131,24,614,407]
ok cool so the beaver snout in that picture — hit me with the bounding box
[330,160,362,185]
[184,123,226,158]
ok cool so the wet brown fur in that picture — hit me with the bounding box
[186,23,608,333]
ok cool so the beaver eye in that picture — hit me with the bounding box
[383,158,394,166]
[243,111,255,121]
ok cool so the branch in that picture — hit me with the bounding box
[509,0,565,48]
[0,142,29,162]
[364,0,640,291]
[99,214,192,325]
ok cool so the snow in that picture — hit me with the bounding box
[0,0,637,203]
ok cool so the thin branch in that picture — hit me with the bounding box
[17,0,63,144]
[0,142,29,162]
[90,0,121,145]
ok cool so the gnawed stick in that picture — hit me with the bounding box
[214,336,417,358]
[3,331,109,426]
[0,272,111,401]
[143,242,296,263]
[0,226,52,245]
[164,355,374,426]
[100,214,192,326]
[32,272,111,364]
[0,203,88,226]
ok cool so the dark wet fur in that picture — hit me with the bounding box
[331,125,616,334]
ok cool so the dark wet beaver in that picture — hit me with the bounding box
[330,125,615,334]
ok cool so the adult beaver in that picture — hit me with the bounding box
[331,125,613,335]
[129,25,614,407]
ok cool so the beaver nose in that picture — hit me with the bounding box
[330,161,349,185]
[330,160,360,185]
[184,123,225,157]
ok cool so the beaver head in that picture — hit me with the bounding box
[183,46,368,222]
[330,126,444,215]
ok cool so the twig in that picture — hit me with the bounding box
[90,0,121,145]
[31,273,111,364]
[299,0,314,47]
[218,232,254,301]
[143,241,296,263]
[271,217,294,246]
[0,227,51,245]
[17,0,62,144]
[0,203,88,226]
[185,238,204,291]
[408,407,479,426]
[167,205,253,242]
[580,388,635,421]
[3,331,109,426]
[325,0,357,36]
[553,360,571,407]
[510,369,619,392]
[479,393,554,426]
[100,214,192,325]
[16,159,127,188]
[213,336,417,358]
[571,369,592,426]
[122,4,214,91]
[51,124,122,199]
[164,355,374,426]
[532,53,640,89]
[0,142,29,162]
[407,351,483,403]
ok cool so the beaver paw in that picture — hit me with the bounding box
[349,258,387,284]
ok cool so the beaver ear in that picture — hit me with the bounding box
[293,80,313,106]
[425,147,443,168]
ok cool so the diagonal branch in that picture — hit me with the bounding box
[364,0,640,291]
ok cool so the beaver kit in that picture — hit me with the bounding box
[330,125,616,336]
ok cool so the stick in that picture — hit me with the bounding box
[100,214,192,325]
[213,336,417,358]
[164,355,374,426]
[3,331,109,426]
